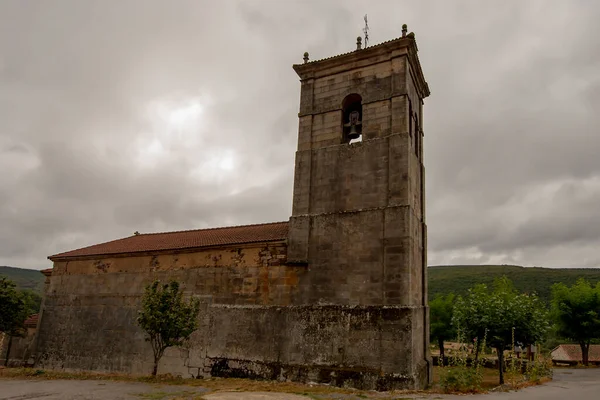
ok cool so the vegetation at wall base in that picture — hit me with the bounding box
[438,329,485,393]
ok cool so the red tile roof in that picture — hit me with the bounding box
[49,221,289,260]
[552,344,600,362]
[24,314,39,328]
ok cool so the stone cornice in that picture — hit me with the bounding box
[293,36,430,99]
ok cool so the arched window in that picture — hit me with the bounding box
[342,94,363,143]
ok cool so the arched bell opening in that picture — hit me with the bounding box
[341,94,363,144]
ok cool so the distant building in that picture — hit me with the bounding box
[551,344,600,365]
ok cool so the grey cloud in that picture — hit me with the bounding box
[1,0,599,269]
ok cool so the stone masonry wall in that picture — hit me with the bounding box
[287,37,430,388]
[35,242,427,389]
[1,328,37,367]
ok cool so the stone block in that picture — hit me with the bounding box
[287,215,310,264]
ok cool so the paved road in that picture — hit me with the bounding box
[0,379,210,400]
[439,368,600,400]
[0,368,598,399]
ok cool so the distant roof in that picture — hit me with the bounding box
[49,221,289,260]
[551,344,600,362]
[24,314,39,328]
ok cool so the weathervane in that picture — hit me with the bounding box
[363,14,369,48]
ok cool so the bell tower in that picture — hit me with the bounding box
[288,26,431,388]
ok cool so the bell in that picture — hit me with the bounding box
[347,124,360,140]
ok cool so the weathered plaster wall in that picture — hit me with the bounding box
[49,244,296,306]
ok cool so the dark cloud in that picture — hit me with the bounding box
[1,0,599,269]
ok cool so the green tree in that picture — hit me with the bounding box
[453,277,549,384]
[430,293,456,365]
[0,277,28,366]
[19,289,42,316]
[448,283,491,363]
[137,280,201,376]
[551,279,600,366]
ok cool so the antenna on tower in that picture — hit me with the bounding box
[363,14,369,48]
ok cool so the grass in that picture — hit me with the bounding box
[431,365,500,391]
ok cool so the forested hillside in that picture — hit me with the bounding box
[429,264,600,304]
[0,266,45,292]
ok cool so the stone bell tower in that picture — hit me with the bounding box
[287,26,431,388]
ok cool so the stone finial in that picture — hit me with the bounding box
[303,52,309,64]
[402,24,408,37]
[356,36,362,50]
[134,231,140,236]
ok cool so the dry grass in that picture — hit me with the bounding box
[0,368,418,399]
[0,365,552,399]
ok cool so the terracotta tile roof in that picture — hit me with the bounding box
[551,344,600,362]
[49,221,289,260]
[24,314,39,328]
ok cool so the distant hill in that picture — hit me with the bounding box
[0,266,45,292]
[428,264,600,304]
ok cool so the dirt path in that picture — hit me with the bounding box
[1,368,598,399]
[204,393,308,400]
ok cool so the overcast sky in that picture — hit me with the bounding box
[1,0,599,270]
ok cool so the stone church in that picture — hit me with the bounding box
[34,27,431,390]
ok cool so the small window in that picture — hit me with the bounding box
[342,94,363,143]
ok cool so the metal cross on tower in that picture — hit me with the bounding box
[363,14,370,47]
